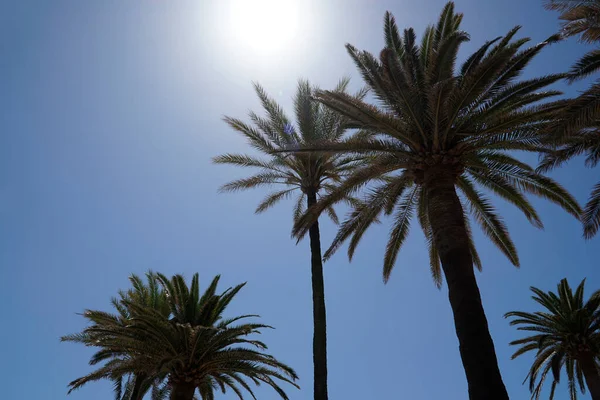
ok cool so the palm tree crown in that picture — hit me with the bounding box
[63,271,171,399]
[506,279,600,400]
[545,0,600,42]
[214,79,365,229]
[63,273,298,400]
[542,0,600,238]
[294,2,580,285]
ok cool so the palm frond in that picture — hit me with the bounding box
[569,49,600,81]
[255,189,297,214]
[458,176,519,266]
[583,181,600,238]
[383,186,418,282]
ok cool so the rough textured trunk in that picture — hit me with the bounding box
[580,353,600,400]
[307,191,328,400]
[424,167,509,400]
[169,383,196,400]
[130,374,145,400]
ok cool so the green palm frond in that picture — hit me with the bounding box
[467,165,543,229]
[218,172,293,193]
[416,191,443,287]
[569,49,600,81]
[458,176,519,266]
[550,82,600,138]
[256,189,296,214]
[583,181,600,238]
[383,186,419,282]
[506,278,600,399]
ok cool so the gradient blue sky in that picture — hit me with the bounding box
[1,1,599,399]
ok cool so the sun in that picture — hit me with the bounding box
[227,0,300,56]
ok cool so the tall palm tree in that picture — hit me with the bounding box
[290,3,581,399]
[62,271,170,400]
[541,0,600,238]
[506,279,600,400]
[63,273,298,400]
[214,79,364,400]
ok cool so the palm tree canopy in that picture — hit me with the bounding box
[290,1,580,286]
[542,0,600,239]
[545,0,600,43]
[62,273,298,400]
[505,279,600,399]
[213,79,366,233]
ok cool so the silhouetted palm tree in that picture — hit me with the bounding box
[63,273,298,400]
[506,278,600,400]
[63,271,170,400]
[291,3,581,399]
[214,79,364,400]
[542,0,600,238]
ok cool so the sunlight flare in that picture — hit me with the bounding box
[228,0,300,55]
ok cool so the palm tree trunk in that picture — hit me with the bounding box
[424,168,508,400]
[170,383,195,400]
[130,375,145,400]
[307,190,329,400]
[580,353,600,400]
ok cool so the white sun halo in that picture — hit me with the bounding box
[227,0,300,56]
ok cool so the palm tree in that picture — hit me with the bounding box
[541,0,600,238]
[545,1,600,43]
[63,271,170,400]
[289,3,581,399]
[63,273,298,400]
[214,79,364,400]
[506,279,600,400]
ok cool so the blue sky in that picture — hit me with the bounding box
[1,0,599,399]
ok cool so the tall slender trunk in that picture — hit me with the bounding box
[424,167,509,400]
[130,374,145,400]
[580,353,600,400]
[307,190,328,400]
[170,383,196,400]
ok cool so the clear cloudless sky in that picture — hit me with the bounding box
[1,0,599,399]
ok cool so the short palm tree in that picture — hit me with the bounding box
[63,271,170,400]
[214,79,364,400]
[290,3,581,399]
[63,273,298,400]
[506,279,600,400]
[542,0,600,238]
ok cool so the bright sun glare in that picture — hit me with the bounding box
[228,0,300,55]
